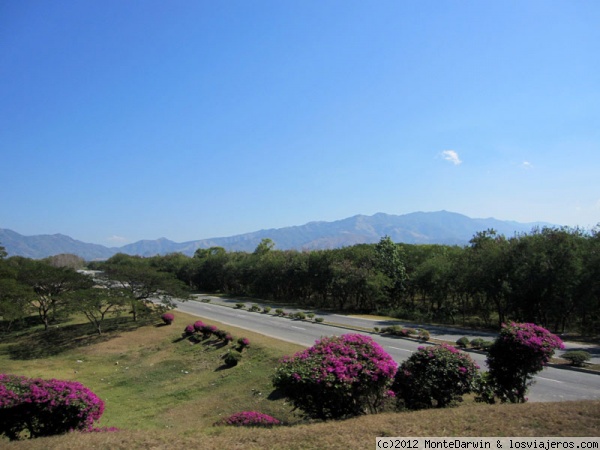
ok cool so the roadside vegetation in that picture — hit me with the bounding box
[1,236,599,447]
[94,227,600,335]
[1,310,598,448]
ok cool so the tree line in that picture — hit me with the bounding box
[2,225,598,335]
[133,227,598,334]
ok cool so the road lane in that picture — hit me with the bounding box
[174,299,600,403]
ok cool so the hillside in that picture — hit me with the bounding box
[1,211,552,259]
[1,310,598,449]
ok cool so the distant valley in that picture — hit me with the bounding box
[0,211,554,260]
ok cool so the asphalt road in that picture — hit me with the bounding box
[173,299,600,403]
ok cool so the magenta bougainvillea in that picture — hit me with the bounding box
[0,374,105,440]
[161,313,174,325]
[393,344,479,409]
[183,324,195,336]
[217,411,281,427]
[485,322,563,403]
[193,320,205,332]
[272,334,397,419]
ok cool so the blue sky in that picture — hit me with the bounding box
[2,1,599,245]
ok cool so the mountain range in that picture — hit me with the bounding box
[0,211,553,260]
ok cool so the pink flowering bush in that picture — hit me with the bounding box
[484,322,564,403]
[200,324,218,339]
[392,344,479,410]
[216,411,281,427]
[237,337,250,351]
[193,320,205,332]
[272,334,397,420]
[183,324,195,336]
[161,312,175,325]
[0,374,105,440]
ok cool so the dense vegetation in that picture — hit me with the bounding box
[90,227,599,334]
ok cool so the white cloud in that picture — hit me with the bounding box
[441,150,462,165]
[521,161,533,169]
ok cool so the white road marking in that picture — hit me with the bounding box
[291,326,306,330]
[535,376,563,383]
[389,346,413,352]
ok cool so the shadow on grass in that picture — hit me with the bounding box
[4,317,152,360]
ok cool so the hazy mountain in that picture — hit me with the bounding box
[0,228,117,260]
[1,211,554,259]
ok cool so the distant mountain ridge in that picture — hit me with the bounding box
[1,211,554,260]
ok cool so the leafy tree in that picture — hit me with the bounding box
[253,238,275,256]
[393,344,479,409]
[272,334,397,420]
[484,322,563,403]
[0,261,33,331]
[70,286,128,334]
[14,259,93,330]
[375,236,407,307]
[0,244,7,259]
[100,254,189,321]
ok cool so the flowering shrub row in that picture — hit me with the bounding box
[216,411,281,427]
[0,374,105,440]
[393,344,479,409]
[272,334,397,420]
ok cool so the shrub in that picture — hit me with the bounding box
[223,351,242,367]
[235,303,246,309]
[224,334,233,344]
[201,324,218,339]
[275,308,284,316]
[237,337,250,352]
[214,329,228,341]
[293,312,306,320]
[217,411,281,427]
[374,327,380,333]
[262,306,271,314]
[306,313,315,319]
[0,374,105,440]
[200,298,211,303]
[393,344,480,410]
[405,328,417,335]
[480,340,493,351]
[315,317,324,323]
[250,304,261,312]
[193,320,205,332]
[272,334,397,420]
[418,329,430,341]
[470,338,485,349]
[485,322,563,403]
[183,324,195,336]
[161,313,174,325]
[456,337,470,348]
[562,350,591,367]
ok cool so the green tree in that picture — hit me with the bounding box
[70,285,128,334]
[253,238,275,256]
[101,254,189,321]
[14,258,93,330]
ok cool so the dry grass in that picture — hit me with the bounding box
[1,311,599,449]
[4,401,599,450]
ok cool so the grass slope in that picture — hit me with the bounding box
[1,312,598,449]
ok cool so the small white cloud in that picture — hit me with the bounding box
[106,235,128,244]
[441,150,462,165]
[521,161,533,169]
